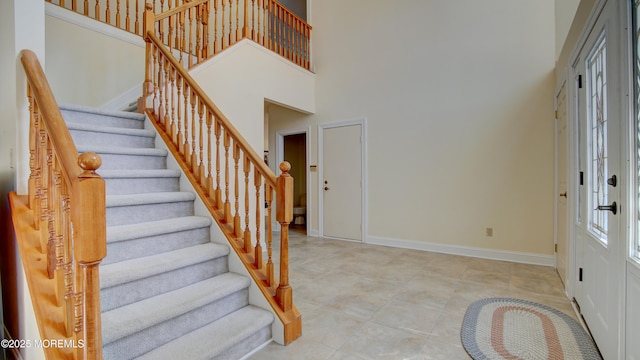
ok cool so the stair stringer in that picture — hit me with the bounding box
[143,116,287,346]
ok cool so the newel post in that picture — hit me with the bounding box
[72,153,106,360]
[142,3,155,111]
[276,161,293,312]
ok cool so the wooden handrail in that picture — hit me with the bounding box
[144,4,301,344]
[18,49,107,360]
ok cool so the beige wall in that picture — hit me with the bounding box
[270,0,557,258]
[192,39,315,163]
[555,0,581,59]
[44,14,144,107]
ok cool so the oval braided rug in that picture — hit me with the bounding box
[461,298,602,360]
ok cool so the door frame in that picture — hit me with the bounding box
[564,0,630,357]
[318,119,367,242]
[276,126,311,235]
[554,76,572,292]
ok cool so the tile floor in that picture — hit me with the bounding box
[250,230,576,360]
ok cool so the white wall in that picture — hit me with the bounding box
[270,0,557,259]
[555,0,581,60]
[191,39,315,162]
[44,9,145,107]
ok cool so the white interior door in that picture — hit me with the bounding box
[573,2,623,358]
[321,124,362,241]
[556,83,569,286]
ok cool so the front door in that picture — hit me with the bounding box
[321,123,363,241]
[573,1,623,358]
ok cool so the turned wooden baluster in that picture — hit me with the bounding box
[175,75,183,146]
[162,57,171,131]
[206,111,214,196]
[46,139,56,280]
[95,0,101,21]
[243,155,252,252]
[265,184,274,285]
[179,9,186,64]
[73,152,106,360]
[135,0,140,34]
[168,14,175,54]
[125,0,130,31]
[242,0,249,39]
[39,117,49,253]
[84,0,89,15]
[213,0,219,53]
[235,0,241,40]
[276,161,293,311]
[228,0,232,45]
[181,82,189,155]
[105,0,110,24]
[195,4,202,64]
[214,120,223,208]
[168,66,176,140]
[254,168,263,268]
[116,0,121,27]
[61,192,74,338]
[188,5,195,67]
[233,143,242,238]
[202,2,210,58]
[223,130,232,223]
[27,87,38,212]
[189,89,197,170]
[197,98,205,180]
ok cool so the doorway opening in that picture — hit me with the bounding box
[279,131,309,235]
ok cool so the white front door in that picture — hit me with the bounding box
[321,123,363,241]
[573,1,623,358]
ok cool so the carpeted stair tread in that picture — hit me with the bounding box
[102,273,251,344]
[100,243,230,289]
[106,191,195,207]
[60,103,146,121]
[67,121,156,137]
[98,169,181,178]
[107,216,212,244]
[77,145,167,157]
[136,305,274,360]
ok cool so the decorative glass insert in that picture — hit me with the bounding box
[587,31,608,244]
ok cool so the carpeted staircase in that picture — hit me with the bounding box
[61,103,274,359]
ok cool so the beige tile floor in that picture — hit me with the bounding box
[250,229,576,360]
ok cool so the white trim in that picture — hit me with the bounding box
[45,2,145,48]
[276,126,311,235]
[318,119,367,242]
[100,82,142,111]
[367,235,555,267]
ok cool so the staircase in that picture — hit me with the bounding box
[61,103,274,359]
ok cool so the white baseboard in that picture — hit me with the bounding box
[366,235,555,267]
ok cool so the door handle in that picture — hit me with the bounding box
[607,175,617,187]
[324,187,330,191]
[596,201,617,215]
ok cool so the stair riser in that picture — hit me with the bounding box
[101,256,229,311]
[70,129,154,148]
[104,177,180,195]
[214,326,272,360]
[94,153,167,170]
[104,227,211,265]
[106,201,194,226]
[103,290,249,359]
[61,110,145,129]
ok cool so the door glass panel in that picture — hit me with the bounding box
[587,30,608,244]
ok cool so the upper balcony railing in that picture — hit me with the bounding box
[46,0,312,70]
